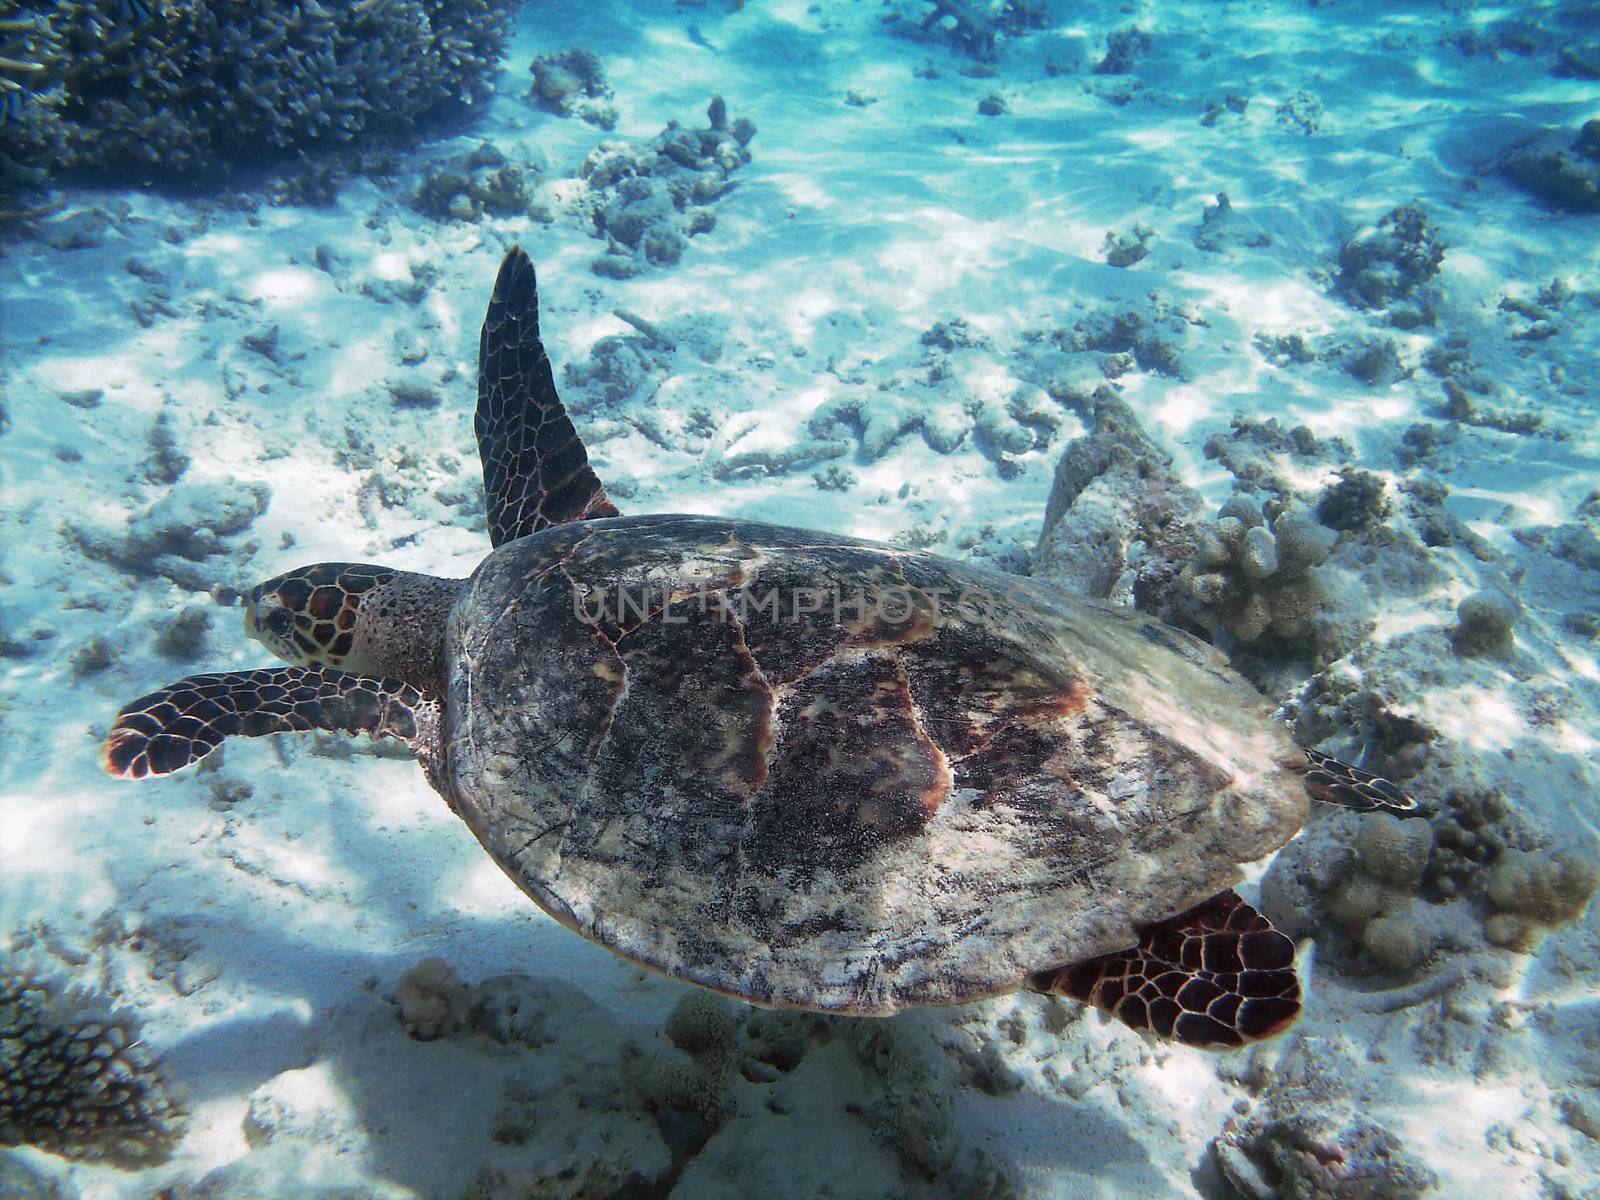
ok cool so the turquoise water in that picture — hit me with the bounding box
[1,2,1598,1197]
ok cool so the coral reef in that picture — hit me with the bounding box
[1334,204,1446,322]
[1095,26,1152,75]
[1102,223,1154,267]
[1036,301,1189,379]
[1331,813,1438,974]
[1179,496,1336,648]
[895,0,999,60]
[394,957,469,1041]
[1264,783,1598,981]
[1261,809,1444,977]
[1033,385,1204,616]
[527,47,615,128]
[444,973,1008,1199]
[1483,849,1599,951]
[579,97,755,278]
[1214,1096,1437,1200]
[1,0,517,199]
[1498,119,1600,213]
[412,142,532,223]
[1201,415,1347,501]
[0,959,186,1164]
[66,478,270,592]
[1450,589,1519,658]
[1193,192,1270,254]
[1316,468,1391,533]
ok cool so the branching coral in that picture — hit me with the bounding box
[1,0,516,200]
[1180,496,1336,646]
[0,959,187,1164]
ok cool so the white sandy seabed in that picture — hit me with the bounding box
[1,1,1598,1197]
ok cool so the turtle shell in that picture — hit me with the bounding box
[440,514,1307,1014]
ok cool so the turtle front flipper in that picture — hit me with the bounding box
[102,665,439,780]
[476,247,619,546]
[1293,749,1416,814]
[1029,891,1301,1049]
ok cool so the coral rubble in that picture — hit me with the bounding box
[579,97,755,278]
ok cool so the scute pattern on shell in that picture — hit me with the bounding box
[442,516,1308,1013]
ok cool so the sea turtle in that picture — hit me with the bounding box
[103,248,1414,1049]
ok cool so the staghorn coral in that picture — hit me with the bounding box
[0,959,187,1164]
[1,0,516,200]
[1180,496,1336,648]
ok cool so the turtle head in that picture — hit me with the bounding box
[245,563,460,687]
[245,563,396,671]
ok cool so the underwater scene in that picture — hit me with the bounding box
[2,0,1598,1197]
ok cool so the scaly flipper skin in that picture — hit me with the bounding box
[1030,891,1301,1049]
[476,247,619,546]
[1296,749,1416,814]
[101,665,439,780]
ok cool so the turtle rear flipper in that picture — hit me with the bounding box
[102,665,439,780]
[1029,890,1301,1049]
[476,247,619,546]
[1295,748,1416,814]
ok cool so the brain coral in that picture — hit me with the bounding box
[0,959,187,1164]
[1,0,516,198]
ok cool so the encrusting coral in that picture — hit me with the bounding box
[1,0,516,201]
[0,959,187,1164]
